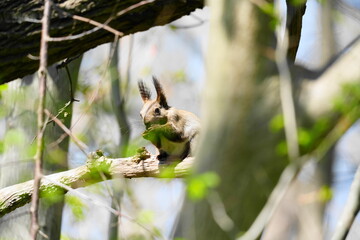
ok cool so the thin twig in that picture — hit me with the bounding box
[49,3,123,42]
[48,0,155,42]
[30,0,51,238]
[44,109,89,156]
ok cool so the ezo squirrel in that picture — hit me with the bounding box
[138,77,200,163]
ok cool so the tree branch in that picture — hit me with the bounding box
[0,0,204,84]
[0,155,193,218]
[30,0,51,238]
[331,163,360,240]
[301,38,360,119]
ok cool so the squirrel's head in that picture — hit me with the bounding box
[138,77,169,129]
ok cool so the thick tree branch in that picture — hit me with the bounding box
[0,155,193,218]
[300,38,360,119]
[0,0,204,84]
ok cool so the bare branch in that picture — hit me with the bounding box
[30,0,51,238]
[331,162,360,240]
[301,39,360,119]
[0,156,193,218]
[44,109,89,156]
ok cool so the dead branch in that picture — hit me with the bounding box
[0,155,193,218]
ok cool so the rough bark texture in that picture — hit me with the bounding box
[0,156,193,218]
[0,0,204,84]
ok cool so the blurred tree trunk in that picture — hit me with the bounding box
[38,57,82,240]
[0,57,82,239]
[108,41,131,240]
[178,0,286,239]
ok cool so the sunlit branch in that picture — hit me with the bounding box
[0,156,193,218]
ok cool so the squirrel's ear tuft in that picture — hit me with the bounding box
[138,80,151,102]
[153,76,169,109]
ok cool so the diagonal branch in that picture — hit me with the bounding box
[0,155,193,218]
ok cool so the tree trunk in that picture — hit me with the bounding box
[178,0,285,239]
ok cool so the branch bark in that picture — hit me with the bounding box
[30,0,51,238]
[0,155,193,218]
[0,0,204,84]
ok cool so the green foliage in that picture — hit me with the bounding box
[137,210,155,225]
[3,128,26,152]
[319,185,333,202]
[66,195,87,221]
[0,140,3,154]
[122,137,148,158]
[273,82,360,158]
[276,140,288,157]
[60,234,72,240]
[158,165,177,179]
[172,70,187,83]
[334,82,360,121]
[26,142,37,157]
[0,83,8,99]
[257,2,280,30]
[41,186,66,206]
[86,156,112,180]
[186,172,220,201]
[290,0,307,6]
[269,114,284,133]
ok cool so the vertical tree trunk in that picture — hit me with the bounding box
[38,57,82,240]
[108,41,131,240]
[179,0,286,239]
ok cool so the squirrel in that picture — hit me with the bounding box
[138,77,200,163]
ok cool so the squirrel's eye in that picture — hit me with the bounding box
[154,108,160,115]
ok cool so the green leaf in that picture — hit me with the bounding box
[4,129,25,149]
[319,185,333,202]
[290,0,306,6]
[158,165,176,179]
[298,128,312,147]
[269,114,284,132]
[137,210,154,224]
[187,172,220,201]
[276,141,287,156]
[0,84,8,91]
[0,140,4,154]
[66,195,86,221]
